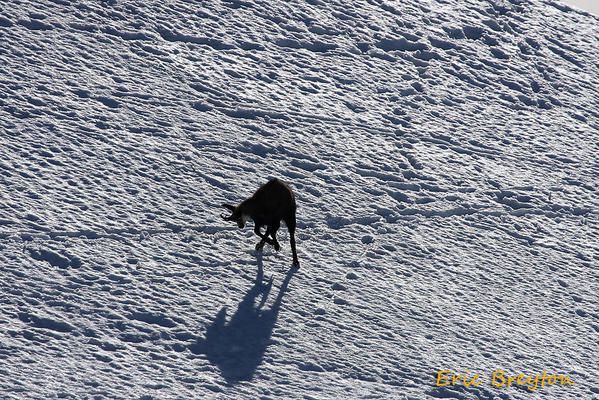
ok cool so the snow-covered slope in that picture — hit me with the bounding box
[0,0,597,399]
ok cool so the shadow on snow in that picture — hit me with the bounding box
[189,253,296,382]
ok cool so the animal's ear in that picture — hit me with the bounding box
[222,204,236,212]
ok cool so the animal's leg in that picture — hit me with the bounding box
[289,231,299,267]
[255,226,274,251]
[270,222,281,251]
[286,217,299,268]
[254,225,275,243]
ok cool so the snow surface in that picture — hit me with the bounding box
[559,0,599,16]
[0,0,597,399]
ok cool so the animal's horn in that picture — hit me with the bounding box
[222,204,236,212]
[221,213,232,221]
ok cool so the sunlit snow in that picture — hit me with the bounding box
[0,0,597,399]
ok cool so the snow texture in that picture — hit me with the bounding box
[0,0,597,399]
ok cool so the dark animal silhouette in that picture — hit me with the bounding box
[221,178,299,268]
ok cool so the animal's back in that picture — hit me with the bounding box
[253,178,295,215]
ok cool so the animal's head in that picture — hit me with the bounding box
[221,204,250,228]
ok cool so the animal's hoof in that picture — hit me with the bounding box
[274,242,281,251]
[292,260,300,269]
[255,242,264,251]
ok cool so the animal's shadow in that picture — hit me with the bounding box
[189,254,296,382]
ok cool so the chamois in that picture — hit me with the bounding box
[221,178,299,268]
